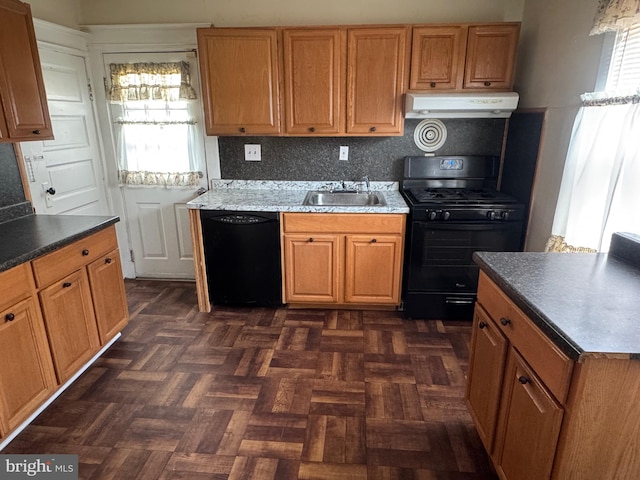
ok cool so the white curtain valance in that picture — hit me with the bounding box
[108,61,197,102]
[591,0,640,35]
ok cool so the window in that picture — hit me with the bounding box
[108,61,205,187]
[548,24,640,253]
[606,24,640,93]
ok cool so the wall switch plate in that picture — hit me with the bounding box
[339,146,349,161]
[245,144,261,161]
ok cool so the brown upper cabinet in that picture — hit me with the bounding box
[346,26,408,135]
[283,28,345,135]
[410,23,520,92]
[0,0,53,143]
[197,25,409,137]
[197,28,282,135]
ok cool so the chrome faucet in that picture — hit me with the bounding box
[362,175,371,193]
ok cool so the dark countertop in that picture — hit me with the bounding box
[474,234,640,361]
[0,214,119,273]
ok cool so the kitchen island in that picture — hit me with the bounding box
[467,232,640,480]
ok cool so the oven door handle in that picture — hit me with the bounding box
[445,297,476,305]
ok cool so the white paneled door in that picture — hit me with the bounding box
[22,49,108,216]
[122,189,199,279]
[104,52,207,280]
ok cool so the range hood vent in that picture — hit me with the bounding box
[405,92,519,119]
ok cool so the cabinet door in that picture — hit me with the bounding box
[87,249,129,345]
[197,28,281,135]
[283,234,341,303]
[0,297,56,435]
[465,305,508,453]
[494,348,564,480]
[409,26,467,90]
[39,269,100,383]
[464,24,520,90]
[0,0,53,142]
[346,26,408,135]
[344,234,402,304]
[283,28,345,135]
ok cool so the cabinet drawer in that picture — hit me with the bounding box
[32,227,118,288]
[0,263,34,311]
[500,304,573,403]
[479,273,573,403]
[477,271,511,323]
[283,213,405,234]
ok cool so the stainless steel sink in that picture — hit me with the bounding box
[302,190,386,207]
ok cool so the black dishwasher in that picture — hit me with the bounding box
[200,210,282,307]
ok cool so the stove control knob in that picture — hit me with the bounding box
[442,211,451,220]
[487,210,498,220]
[501,210,510,221]
[428,210,437,220]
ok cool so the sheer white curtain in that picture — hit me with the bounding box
[108,61,204,187]
[549,98,640,252]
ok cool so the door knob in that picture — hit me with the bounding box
[46,187,56,195]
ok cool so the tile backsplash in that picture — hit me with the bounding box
[219,118,506,181]
[0,144,32,223]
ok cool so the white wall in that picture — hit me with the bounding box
[515,0,605,250]
[26,0,81,29]
[77,0,524,26]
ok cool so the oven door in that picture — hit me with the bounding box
[403,221,522,319]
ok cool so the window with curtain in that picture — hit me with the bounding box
[108,61,204,187]
[546,2,640,253]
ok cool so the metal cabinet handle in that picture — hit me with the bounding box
[500,317,511,326]
[63,282,72,288]
[308,238,314,242]
[105,258,112,264]
[32,129,41,134]
[369,126,377,132]
[484,81,492,87]
[82,249,89,256]
[309,127,316,132]
[518,376,530,385]
[240,127,246,133]
[46,187,56,195]
[430,82,436,88]
[5,313,15,321]
[371,238,377,243]
[478,321,487,329]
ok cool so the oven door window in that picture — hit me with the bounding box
[406,222,522,292]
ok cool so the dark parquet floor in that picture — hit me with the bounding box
[4,279,497,479]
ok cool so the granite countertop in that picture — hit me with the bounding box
[187,180,410,214]
[0,214,119,273]
[473,233,640,361]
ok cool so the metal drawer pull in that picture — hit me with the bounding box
[82,249,90,256]
[308,238,314,242]
[5,313,15,322]
[105,258,112,264]
[518,376,531,385]
[445,298,474,305]
[478,321,487,329]
[63,282,72,288]
[500,317,512,326]
[371,238,377,243]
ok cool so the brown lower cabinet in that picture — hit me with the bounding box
[0,225,128,440]
[467,271,640,479]
[282,213,405,306]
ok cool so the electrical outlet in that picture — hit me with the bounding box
[339,146,349,161]
[244,144,261,161]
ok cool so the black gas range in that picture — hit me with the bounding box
[400,155,525,320]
